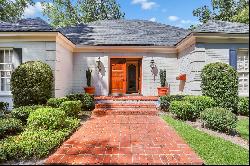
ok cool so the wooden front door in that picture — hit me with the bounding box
[110,59,126,95]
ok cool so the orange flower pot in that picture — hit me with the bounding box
[157,87,169,96]
[84,87,95,95]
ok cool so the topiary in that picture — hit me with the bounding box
[66,93,95,111]
[201,62,239,112]
[169,101,196,121]
[237,97,249,116]
[183,96,215,118]
[159,69,166,87]
[160,95,187,111]
[27,107,66,130]
[10,105,45,123]
[60,100,82,117]
[0,118,23,138]
[0,102,9,118]
[47,97,69,108]
[11,61,54,108]
[200,107,238,133]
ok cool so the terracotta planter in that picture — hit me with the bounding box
[84,87,95,95]
[157,87,169,96]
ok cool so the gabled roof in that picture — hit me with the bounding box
[0,18,249,46]
[58,20,190,46]
[194,20,249,34]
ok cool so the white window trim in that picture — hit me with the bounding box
[0,48,13,96]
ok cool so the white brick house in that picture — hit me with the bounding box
[0,18,249,107]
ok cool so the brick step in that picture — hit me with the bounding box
[93,108,158,116]
[95,103,156,109]
[95,100,158,105]
[95,96,159,101]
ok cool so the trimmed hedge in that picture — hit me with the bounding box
[160,95,187,111]
[183,96,215,118]
[0,130,68,160]
[0,117,80,161]
[66,93,95,111]
[27,108,66,130]
[47,97,69,108]
[169,101,196,120]
[0,102,9,118]
[10,105,44,123]
[201,62,239,112]
[200,107,238,133]
[237,97,249,116]
[11,61,53,108]
[60,100,82,117]
[0,118,23,138]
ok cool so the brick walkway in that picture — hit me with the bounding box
[46,114,203,165]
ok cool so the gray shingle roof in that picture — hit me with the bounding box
[58,20,190,46]
[0,17,54,32]
[0,18,249,46]
[194,20,249,34]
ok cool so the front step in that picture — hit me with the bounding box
[93,108,158,116]
[93,96,159,117]
[95,103,156,109]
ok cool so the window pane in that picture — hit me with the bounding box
[1,71,5,77]
[1,78,5,91]
[0,50,4,63]
[0,64,4,70]
[4,64,12,70]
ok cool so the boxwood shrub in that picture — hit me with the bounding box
[10,61,53,108]
[27,108,66,130]
[0,116,80,161]
[10,105,44,123]
[169,101,196,120]
[200,107,238,133]
[160,95,187,111]
[183,96,215,118]
[47,97,69,108]
[0,102,9,117]
[237,97,249,116]
[60,100,82,117]
[0,118,23,138]
[66,93,95,111]
[201,62,239,112]
[0,130,68,160]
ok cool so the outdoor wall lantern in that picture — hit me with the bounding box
[150,59,156,72]
[96,57,102,73]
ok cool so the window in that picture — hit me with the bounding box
[237,49,249,96]
[0,49,13,93]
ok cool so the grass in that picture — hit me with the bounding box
[162,115,249,165]
[236,117,249,141]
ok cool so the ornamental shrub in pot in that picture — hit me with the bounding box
[158,69,169,96]
[84,68,95,95]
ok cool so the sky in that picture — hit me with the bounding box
[23,0,212,29]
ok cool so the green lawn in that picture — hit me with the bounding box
[236,118,249,141]
[162,115,249,165]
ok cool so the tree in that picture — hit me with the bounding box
[0,0,33,22]
[193,0,249,24]
[42,0,125,28]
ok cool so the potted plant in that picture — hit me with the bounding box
[84,68,95,95]
[157,69,169,96]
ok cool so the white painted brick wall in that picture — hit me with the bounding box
[0,41,56,108]
[54,43,73,97]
